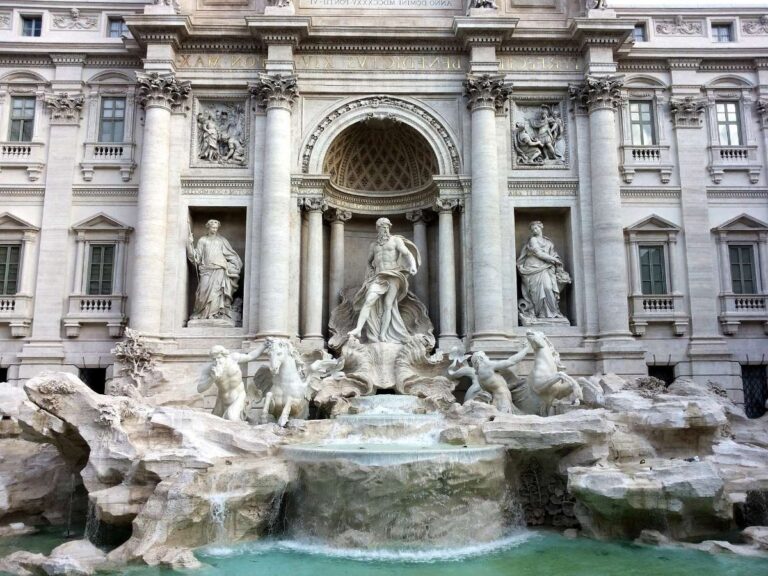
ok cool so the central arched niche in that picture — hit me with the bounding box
[322,118,439,214]
[318,118,443,330]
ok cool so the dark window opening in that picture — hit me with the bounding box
[79,368,106,395]
[742,364,767,419]
[648,364,675,385]
[0,367,8,383]
[633,23,648,43]
[21,16,42,37]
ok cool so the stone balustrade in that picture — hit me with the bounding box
[63,294,127,338]
[708,144,760,184]
[719,293,768,335]
[620,144,672,184]
[629,293,689,337]
[0,294,33,337]
[80,142,136,182]
[0,141,45,181]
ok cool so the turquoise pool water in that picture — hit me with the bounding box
[3,530,767,576]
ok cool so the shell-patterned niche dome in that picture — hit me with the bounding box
[323,119,439,193]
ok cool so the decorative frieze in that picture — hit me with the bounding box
[249,73,299,111]
[0,13,10,29]
[655,16,704,36]
[463,74,512,113]
[192,99,249,168]
[508,179,578,197]
[44,93,85,124]
[51,9,97,30]
[180,178,253,195]
[136,72,191,111]
[742,16,768,35]
[434,197,463,212]
[669,96,708,129]
[511,101,567,169]
[568,75,624,112]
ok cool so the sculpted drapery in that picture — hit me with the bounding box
[187,220,242,322]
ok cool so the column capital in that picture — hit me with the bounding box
[44,92,85,124]
[463,73,511,113]
[406,209,432,224]
[568,74,624,113]
[669,96,709,129]
[136,72,190,111]
[324,208,352,223]
[299,197,327,212]
[250,73,299,111]
[433,198,463,213]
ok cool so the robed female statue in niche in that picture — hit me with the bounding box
[517,220,571,326]
[187,219,243,324]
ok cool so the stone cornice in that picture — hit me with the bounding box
[452,17,518,46]
[249,73,299,111]
[44,92,85,124]
[667,58,701,70]
[85,56,143,68]
[463,74,512,112]
[245,16,311,46]
[136,72,191,111]
[568,18,634,53]
[568,75,625,113]
[123,14,190,50]
[49,53,87,66]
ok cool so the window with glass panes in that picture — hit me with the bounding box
[0,245,21,296]
[629,101,655,146]
[21,16,42,37]
[108,18,127,38]
[716,101,741,146]
[87,245,115,295]
[639,245,667,295]
[9,97,35,142]
[729,245,757,294]
[633,24,647,42]
[712,24,732,42]
[98,97,126,142]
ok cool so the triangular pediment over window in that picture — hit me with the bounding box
[72,212,133,233]
[625,214,681,234]
[0,212,39,231]
[712,213,768,234]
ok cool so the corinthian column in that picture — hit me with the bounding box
[463,74,511,342]
[130,72,190,334]
[326,209,351,314]
[250,74,299,338]
[569,76,632,342]
[434,198,461,348]
[406,210,430,308]
[301,198,326,346]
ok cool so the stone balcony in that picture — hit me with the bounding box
[0,141,45,181]
[620,144,673,184]
[80,142,136,182]
[628,293,689,337]
[708,144,760,184]
[0,294,33,337]
[63,294,127,338]
[718,293,768,335]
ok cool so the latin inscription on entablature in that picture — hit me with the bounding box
[499,55,581,73]
[299,0,461,8]
[295,54,467,71]
[176,54,265,70]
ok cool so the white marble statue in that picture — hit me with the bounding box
[448,346,529,413]
[524,330,582,415]
[348,218,421,344]
[186,219,243,324]
[517,220,571,325]
[252,338,343,427]
[197,342,266,421]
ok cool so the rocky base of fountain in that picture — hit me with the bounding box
[1,371,768,573]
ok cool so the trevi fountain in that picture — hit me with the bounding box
[0,1,768,575]
[0,217,766,575]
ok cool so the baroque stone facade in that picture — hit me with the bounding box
[0,0,766,412]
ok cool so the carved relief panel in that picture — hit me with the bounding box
[510,99,568,169]
[191,97,249,168]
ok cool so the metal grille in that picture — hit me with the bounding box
[742,365,768,419]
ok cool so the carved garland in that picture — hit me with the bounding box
[301,96,461,175]
[44,92,85,123]
[743,16,768,35]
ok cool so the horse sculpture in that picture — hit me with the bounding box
[251,338,342,427]
[523,329,582,415]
